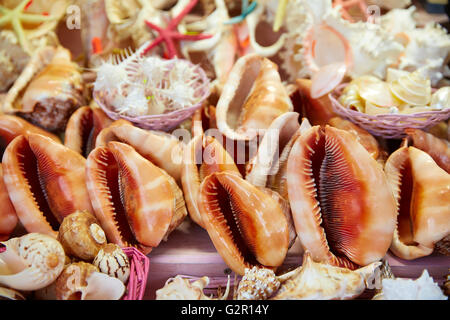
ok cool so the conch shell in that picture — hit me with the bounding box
[95,119,184,183]
[0,233,65,291]
[55,261,125,300]
[405,128,450,173]
[57,210,107,261]
[215,53,293,141]
[287,125,397,268]
[2,133,94,238]
[181,134,241,228]
[3,46,85,132]
[0,164,18,241]
[156,275,230,300]
[271,251,380,300]
[198,171,290,275]
[64,106,112,157]
[385,146,450,260]
[86,141,185,253]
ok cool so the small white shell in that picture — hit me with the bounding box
[156,275,230,300]
[0,286,26,300]
[376,270,447,300]
[0,233,66,291]
[389,70,432,106]
[430,87,450,110]
[237,267,281,300]
[92,243,130,284]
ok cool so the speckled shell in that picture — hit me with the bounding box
[93,243,130,284]
[237,267,281,300]
[58,210,107,261]
[0,233,65,291]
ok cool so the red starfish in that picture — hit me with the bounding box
[333,0,369,22]
[143,0,213,58]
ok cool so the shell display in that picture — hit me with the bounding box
[57,210,107,261]
[237,267,280,300]
[389,70,432,106]
[271,252,380,300]
[93,243,130,284]
[55,261,125,300]
[0,233,66,291]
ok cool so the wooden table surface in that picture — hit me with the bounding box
[144,219,450,300]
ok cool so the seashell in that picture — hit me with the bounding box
[266,118,312,201]
[86,141,180,253]
[385,146,450,260]
[2,133,94,238]
[237,266,280,300]
[445,271,450,296]
[0,30,30,93]
[95,119,184,183]
[181,134,241,228]
[9,46,84,132]
[64,106,113,158]
[328,117,387,163]
[389,70,432,106]
[215,54,293,142]
[405,128,450,173]
[198,171,290,275]
[58,210,107,261]
[55,261,125,300]
[430,87,450,110]
[287,125,397,268]
[271,251,380,300]
[245,112,300,188]
[156,275,230,300]
[0,164,18,241]
[356,75,401,108]
[0,286,25,300]
[295,79,337,126]
[338,82,365,113]
[434,235,450,256]
[374,269,447,300]
[93,243,130,284]
[0,233,65,291]
[0,114,61,155]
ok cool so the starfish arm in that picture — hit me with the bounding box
[0,15,11,26]
[16,0,31,12]
[223,15,244,25]
[168,0,198,30]
[0,6,11,14]
[11,17,30,54]
[142,36,163,55]
[163,36,178,58]
[145,20,163,33]
[19,13,57,23]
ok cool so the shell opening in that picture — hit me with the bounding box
[15,140,60,231]
[78,109,96,158]
[94,148,139,248]
[203,176,258,267]
[396,157,418,246]
[305,129,360,268]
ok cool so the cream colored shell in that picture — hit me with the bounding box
[0,233,66,291]
[93,243,130,284]
[156,275,230,300]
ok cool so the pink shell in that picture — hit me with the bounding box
[122,247,150,300]
[329,84,450,139]
[94,60,210,132]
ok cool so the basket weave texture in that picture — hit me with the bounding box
[122,247,150,300]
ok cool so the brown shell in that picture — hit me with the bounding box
[287,125,397,268]
[58,210,107,261]
[55,262,98,300]
[198,171,289,275]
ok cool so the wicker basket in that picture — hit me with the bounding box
[93,60,210,132]
[329,84,450,139]
[122,247,150,300]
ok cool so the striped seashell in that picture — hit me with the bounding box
[389,70,432,106]
[93,243,130,284]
